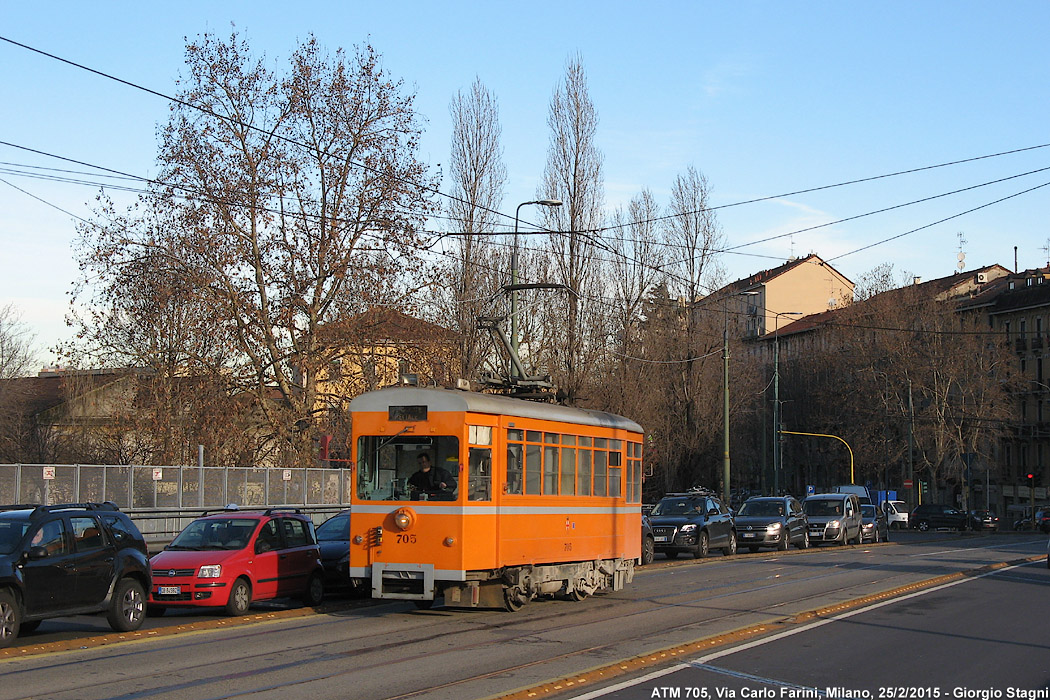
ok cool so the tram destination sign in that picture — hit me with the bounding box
[389,405,428,422]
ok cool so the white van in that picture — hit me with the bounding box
[884,500,909,529]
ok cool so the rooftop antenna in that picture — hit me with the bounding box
[956,231,967,273]
[1042,238,1050,268]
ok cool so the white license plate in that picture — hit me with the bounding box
[741,533,755,538]
[654,536,668,542]
[159,586,181,595]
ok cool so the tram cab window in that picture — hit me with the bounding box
[356,435,460,501]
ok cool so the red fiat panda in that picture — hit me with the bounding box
[148,507,324,616]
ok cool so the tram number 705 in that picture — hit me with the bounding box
[396,534,418,544]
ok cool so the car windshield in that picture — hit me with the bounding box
[168,518,259,551]
[804,500,843,516]
[861,505,877,518]
[737,501,785,517]
[0,518,30,555]
[652,498,704,516]
[316,514,350,541]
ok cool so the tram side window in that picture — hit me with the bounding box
[560,445,576,495]
[608,449,622,498]
[593,449,608,497]
[577,447,592,496]
[468,447,492,501]
[525,443,542,494]
[543,436,560,495]
[507,441,523,495]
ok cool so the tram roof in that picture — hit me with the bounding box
[349,387,643,433]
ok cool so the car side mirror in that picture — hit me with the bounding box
[27,545,49,560]
[708,508,719,516]
[255,540,272,554]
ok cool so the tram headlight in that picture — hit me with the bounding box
[393,507,416,531]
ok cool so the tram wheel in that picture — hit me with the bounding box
[504,588,525,612]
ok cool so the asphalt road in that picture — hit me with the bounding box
[1,532,1045,700]
[586,558,1050,699]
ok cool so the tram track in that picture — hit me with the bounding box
[4,540,1028,700]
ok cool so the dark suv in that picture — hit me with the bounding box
[910,504,968,531]
[735,496,809,551]
[0,502,151,647]
[648,489,736,559]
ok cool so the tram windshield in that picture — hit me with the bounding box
[356,435,461,502]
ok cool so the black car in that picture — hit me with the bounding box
[640,514,655,566]
[910,503,968,531]
[648,489,737,559]
[315,510,365,595]
[968,509,1000,531]
[734,496,808,552]
[0,502,151,647]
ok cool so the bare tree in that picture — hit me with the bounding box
[75,33,438,466]
[536,54,605,402]
[0,304,36,380]
[439,77,506,381]
[663,166,725,305]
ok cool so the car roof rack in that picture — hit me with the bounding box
[663,487,718,498]
[263,507,303,516]
[1,502,122,518]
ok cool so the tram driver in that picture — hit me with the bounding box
[408,452,457,501]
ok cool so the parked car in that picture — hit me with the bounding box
[910,504,968,531]
[315,510,357,595]
[860,504,890,543]
[734,496,808,552]
[884,500,909,530]
[0,502,151,647]
[803,493,862,545]
[967,509,1000,531]
[149,507,324,616]
[648,489,737,559]
[640,514,655,565]
[1036,508,1050,534]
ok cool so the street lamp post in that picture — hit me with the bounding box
[511,199,562,378]
[771,311,802,495]
[723,291,758,505]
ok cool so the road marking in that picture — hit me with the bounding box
[556,560,1036,700]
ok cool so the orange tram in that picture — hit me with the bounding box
[347,386,644,611]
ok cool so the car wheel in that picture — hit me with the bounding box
[796,531,810,549]
[873,529,880,543]
[917,520,930,532]
[301,572,324,606]
[107,578,145,632]
[641,536,655,566]
[722,532,737,556]
[225,578,252,617]
[0,589,20,648]
[694,531,709,558]
[778,531,789,551]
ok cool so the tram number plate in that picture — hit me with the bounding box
[159,586,181,595]
[654,536,668,542]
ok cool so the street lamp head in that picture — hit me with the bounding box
[536,199,562,207]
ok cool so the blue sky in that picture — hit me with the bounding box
[2,2,1049,366]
